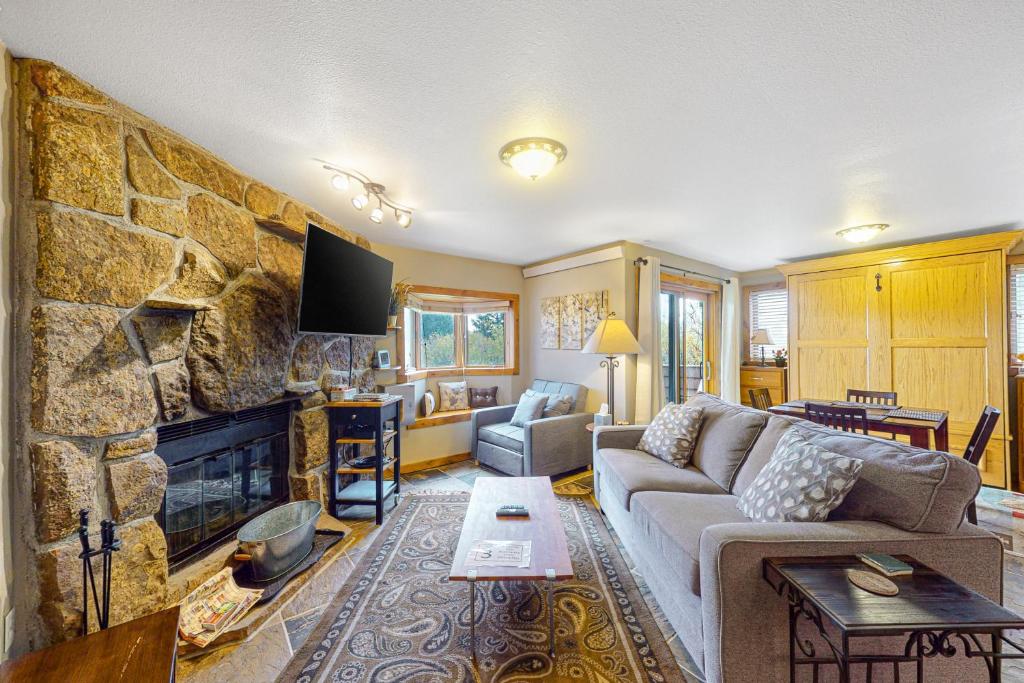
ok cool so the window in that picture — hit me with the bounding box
[466,312,506,367]
[399,286,519,378]
[1010,262,1024,361]
[420,312,456,368]
[747,286,787,361]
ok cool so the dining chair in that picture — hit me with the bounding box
[748,388,772,411]
[846,389,898,406]
[804,402,870,434]
[963,405,1001,525]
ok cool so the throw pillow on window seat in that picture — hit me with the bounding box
[510,393,548,427]
[523,388,574,417]
[469,386,499,408]
[438,381,470,411]
[422,390,436,417]
[736,429,863,522]
[637,403,705,467]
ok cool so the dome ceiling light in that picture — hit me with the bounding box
[322,164,413,229]
[837,223,889,243]
[499,137,567,180]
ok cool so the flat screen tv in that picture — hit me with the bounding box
[297,223,394,336]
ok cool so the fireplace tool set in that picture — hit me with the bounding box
[76,509,121,635]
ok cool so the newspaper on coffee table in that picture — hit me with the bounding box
[179,567,263,648]
[466,540,532,568]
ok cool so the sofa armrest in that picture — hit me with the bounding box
[470,404,517,459]
[471,404,516,429]
[593,425,645,451]
[523,412,595,476]
[697,520,1003,683]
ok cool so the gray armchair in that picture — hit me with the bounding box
[471,380,593,477]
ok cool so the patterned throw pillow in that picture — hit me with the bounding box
[510,393,548,427]
[637,403,704,467]
[737,429,864,522]
[438,381,469,411]
[469,386,499,408]
[524,388,574,417]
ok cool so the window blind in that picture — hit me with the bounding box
[749,288,788,359]
[1010,263,1024,359]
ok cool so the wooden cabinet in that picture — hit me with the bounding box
[780,232,1022,488]
[740,366,787,407]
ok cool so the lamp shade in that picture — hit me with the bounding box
[750,328,775,345]
[583,318,643,355]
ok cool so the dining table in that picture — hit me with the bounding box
[768,399,950,452]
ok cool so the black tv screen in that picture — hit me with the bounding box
[297,224,394,336]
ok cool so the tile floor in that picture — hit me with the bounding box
[179,464,1024,683]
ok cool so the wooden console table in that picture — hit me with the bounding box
[764,556,1024,682]
[0,606,180,682]
[326,397,402,525]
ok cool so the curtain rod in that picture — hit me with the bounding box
[633,257,731,284]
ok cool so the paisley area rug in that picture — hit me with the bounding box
[278,494,683,682]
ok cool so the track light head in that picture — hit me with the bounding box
[351,193,369,210]
[330,174,349,191]
[396,211,412,228]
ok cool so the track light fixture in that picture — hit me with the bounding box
[322,163,414,229]
[369,198,384,224]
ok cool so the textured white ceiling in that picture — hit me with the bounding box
[2,2,1024,271]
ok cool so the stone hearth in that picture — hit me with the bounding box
[11,60,376,650]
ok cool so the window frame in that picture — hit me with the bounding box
[1008,256,1024,365]
[398,285,520,381]
[741,281,787,364]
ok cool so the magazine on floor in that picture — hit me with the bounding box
[179,567,263,648]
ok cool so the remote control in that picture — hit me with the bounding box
[496,504,529,517]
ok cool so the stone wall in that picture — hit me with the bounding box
[11,60,375,649]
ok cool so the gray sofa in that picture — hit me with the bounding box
[471,380,593,477]
[594,393,1002,683]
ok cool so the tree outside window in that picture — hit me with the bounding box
[467,312,506,366]
[421,312,456,367]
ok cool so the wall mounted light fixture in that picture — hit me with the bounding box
[322,164,413,229]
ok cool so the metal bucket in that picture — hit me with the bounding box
[236,500,322,581]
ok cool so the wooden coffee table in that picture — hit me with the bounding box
[449,476,574,658]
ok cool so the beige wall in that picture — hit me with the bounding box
[524,257,629,416]
[370,242,526,465]
[0,41,13,659]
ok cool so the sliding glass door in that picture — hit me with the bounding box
[661,286,716,404]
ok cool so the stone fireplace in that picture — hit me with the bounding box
[156,402,294,569]
[10,60,376,649]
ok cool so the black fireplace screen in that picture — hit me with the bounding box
[156,401,293,569]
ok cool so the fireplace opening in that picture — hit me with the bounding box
[155,400,295,570]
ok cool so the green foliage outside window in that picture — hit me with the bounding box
[467,312,505,366]
[422,313,455,367]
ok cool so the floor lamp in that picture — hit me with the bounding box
[583,314,643,424]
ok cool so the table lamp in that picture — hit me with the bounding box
[583,313,643,423]
[751,328,775,366]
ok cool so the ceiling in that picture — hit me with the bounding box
[2,2,1024,272]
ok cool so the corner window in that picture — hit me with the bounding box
[399,286,519,379]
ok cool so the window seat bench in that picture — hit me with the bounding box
[407,408,475,430]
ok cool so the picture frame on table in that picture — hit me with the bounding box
[376,349,391,369]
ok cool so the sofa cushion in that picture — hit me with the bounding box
[638,403,704,466]
[737,429,864,522]
[510,393,547,427]
[631,491,748,596]
[524,388,573,417]
[478,422,525,454]
[530,380,587,413]
[732,414,798,496]
[792,421,981,533]
[596,447,726,511]
[686,393,768,491]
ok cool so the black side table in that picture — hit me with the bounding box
[763,555,1024,682]
[326,397,402,524]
